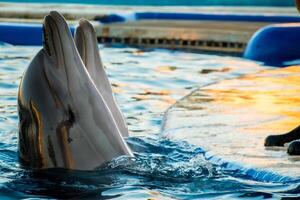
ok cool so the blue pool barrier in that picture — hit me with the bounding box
[0,22,75,46]
[244,23,300,67]
[97,12,300,24]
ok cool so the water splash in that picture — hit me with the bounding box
[1,136,299,199]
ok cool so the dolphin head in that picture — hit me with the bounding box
[74,19,130,137]
[18,11,132,170]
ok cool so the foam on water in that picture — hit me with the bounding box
[0,43,299,199]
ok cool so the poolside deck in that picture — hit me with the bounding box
[96,20,270,53]
[0,2,299,53]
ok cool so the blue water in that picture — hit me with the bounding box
[3,137,300,199]
[0,43,300,199]
[0,0,295,6]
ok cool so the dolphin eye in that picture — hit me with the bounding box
[67,107,75,125]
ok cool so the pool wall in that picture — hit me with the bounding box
[0,6,300,66]
[94,12,300,60]
[0,0,295,6]
[98,12,300,24]
[2,12,300,55]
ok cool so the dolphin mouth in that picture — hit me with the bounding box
[74,20,87,65]
[43,12,60,56]
[74,19,98,68]
[42,16,52,56]
[42,11,74,61]
[41,11,86,88]
[43,13,64,67]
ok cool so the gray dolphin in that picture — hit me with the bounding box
[74,19,129,137]
[18,11,133,170]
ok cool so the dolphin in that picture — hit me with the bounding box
[18,11,133,170]
[74,19,129,137]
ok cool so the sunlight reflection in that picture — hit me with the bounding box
[164,65,300,176]
[204,65,300,134]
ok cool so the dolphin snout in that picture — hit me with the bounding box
[48,11,69,27]
[76,19,95,45]
[42,15,55,56]
[43,11,81,72]
[78,18,94,30]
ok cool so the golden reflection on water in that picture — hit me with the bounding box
[165,65,300,176]
[142,89,171,96]
[204,65,300,134]
[155,66,177,73]
[132,49,145,56]
[133,88,176,110]
[198,67,231,74]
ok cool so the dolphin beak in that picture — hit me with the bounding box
[42,15,52,56]
[73,21,86,64]
[43,11,78,66]
[74,19,99,67]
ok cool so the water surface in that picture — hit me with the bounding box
[163,66,300,177]
[0,43,300,199]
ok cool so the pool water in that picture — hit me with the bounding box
[163,65,300,177]
[0,43,300,199]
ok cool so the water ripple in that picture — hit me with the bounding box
[0,44,298,199]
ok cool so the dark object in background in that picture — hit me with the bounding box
[287,140,300,155]
[265,126,300,155]
[296,0,300,12]
[265,126,300,147]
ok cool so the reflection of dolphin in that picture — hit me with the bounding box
[18,11,133,170]
[74,19,129,137]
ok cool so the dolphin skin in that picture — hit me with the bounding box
[18,11,133,170]
[74,19,129,137]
